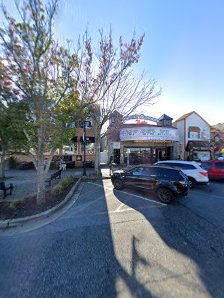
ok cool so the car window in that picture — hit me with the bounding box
[128,167,143,175]
[157,162,174,168]
[172,163,196,170]
[141,168,159,177]
[215,162,224,169]
[158,168,184,180]
[201,163,212,169]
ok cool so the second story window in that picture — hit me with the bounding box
[188,126,200,139]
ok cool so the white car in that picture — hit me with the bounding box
[155,160,209,188]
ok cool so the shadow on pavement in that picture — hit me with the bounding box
[114,188,224,297]
[0,179,155,298]
[1,176,224,297]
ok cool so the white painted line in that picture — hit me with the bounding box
[116,189,167,206]
[115,203,125,212]
[110,204,163,214]
[110,207,133,214]
[87,182,167,206]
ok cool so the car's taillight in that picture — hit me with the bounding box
[200,172,208,177]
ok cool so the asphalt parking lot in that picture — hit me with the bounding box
[0,179,224,297]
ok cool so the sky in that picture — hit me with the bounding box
[2,0,224,125]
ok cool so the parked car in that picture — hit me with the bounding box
[201,160,224,179]
[111,166,188,203]
[62,155,75,168]
[155,160,209,188]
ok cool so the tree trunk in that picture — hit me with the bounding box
[0,149,6,179]
[36,122,47,204]
[94,132,101,176]
[36,158,46,205]
[35,147,56,204]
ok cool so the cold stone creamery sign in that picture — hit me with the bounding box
[120,127,179,141]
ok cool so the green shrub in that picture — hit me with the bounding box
[52,184,64,196]
[52,176,74,195]
[10,200,24,210]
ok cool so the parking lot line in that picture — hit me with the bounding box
[63,204,164,220]
[111,204,164,214]
[190,190,224,199]
[87,182,167,206]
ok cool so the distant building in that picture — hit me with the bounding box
[174,111,212,161]
[65,120,95,167]
[12,120,96,168]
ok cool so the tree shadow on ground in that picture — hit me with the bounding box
[0,180,157,298]
[114,187,224,297]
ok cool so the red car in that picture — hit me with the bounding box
[201,160,224,179]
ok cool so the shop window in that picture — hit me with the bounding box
[63,144,77,152]
[81,143,95,152]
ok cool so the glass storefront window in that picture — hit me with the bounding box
[63,144,78,153]
[128,148,152,165]
[81,143,95,152]
[124,147,170,165]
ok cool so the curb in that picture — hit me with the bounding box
[82,176,111,181]
[0,178,81,229]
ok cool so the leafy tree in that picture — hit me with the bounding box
[0,58,28,178]
[76,30,161,174]
[0,0,81,203]
[0,101,29,178]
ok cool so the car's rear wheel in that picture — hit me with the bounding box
[113,179,124,190]
[157,187,174,203]
[188,177,195,189]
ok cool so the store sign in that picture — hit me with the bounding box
[113,142,120,149]
[120,127,179,141]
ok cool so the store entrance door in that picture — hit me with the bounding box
[156,148,167,161]
[114,149,120,165]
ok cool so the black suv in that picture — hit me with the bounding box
[111,166,188,203]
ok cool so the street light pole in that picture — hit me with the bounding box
[83,120,87,176]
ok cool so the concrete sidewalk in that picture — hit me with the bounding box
[0,166,111,202]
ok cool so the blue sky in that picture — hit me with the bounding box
[2,0,224,125]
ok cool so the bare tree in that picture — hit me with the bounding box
[0,0,81,203]
[75,30,161,174]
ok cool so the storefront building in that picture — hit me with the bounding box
[107,113,179,165]
[174,111,212,161]
[68,122,95,167]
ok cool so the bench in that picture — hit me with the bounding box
[45,169,62,187]
[0,182,14,198]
